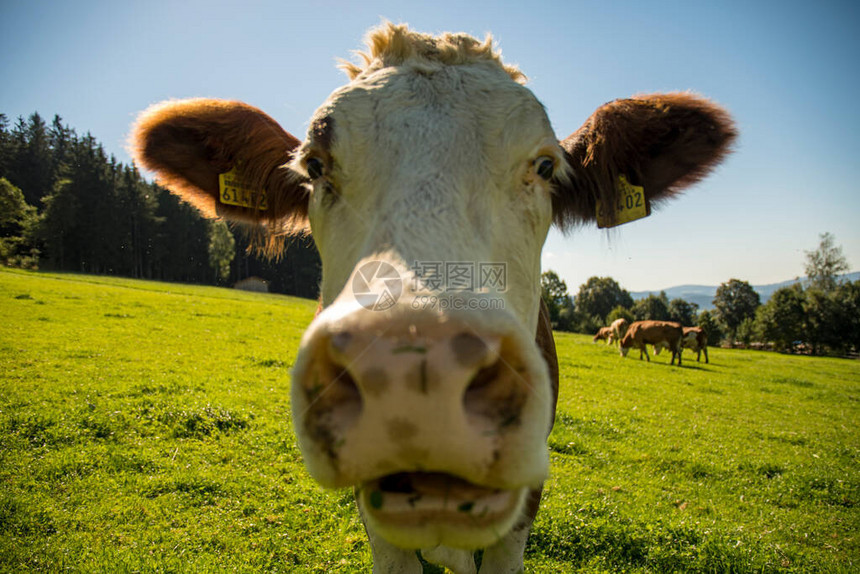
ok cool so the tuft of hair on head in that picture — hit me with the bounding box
[338,21,526,84]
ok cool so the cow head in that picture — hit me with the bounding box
[131,23,735,551]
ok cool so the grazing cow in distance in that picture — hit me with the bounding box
[682,326,709,363]
[593,326,614,344]
[609,317,629,347]
[130,22,734,574]
[620,321,684,366]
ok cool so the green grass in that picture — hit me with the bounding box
[1,267,858,573]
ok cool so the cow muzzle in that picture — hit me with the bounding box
[289,297,551,548]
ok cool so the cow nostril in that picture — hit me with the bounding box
[465,361,501,394]
[333,367,360,399]
[303,337,363,429]
[463,360,502,421]
[463,350,527,431]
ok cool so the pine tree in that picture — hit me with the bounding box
[11,113,54,206]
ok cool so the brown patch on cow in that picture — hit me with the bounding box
[554,92,737,228]
[518,485,545,531]
[535,299,559,433]
[450,332,490,368]
[387,418,419,443]
[362,367,390,397]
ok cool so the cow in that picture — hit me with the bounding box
[609,317,629,347]
[593,326,613,344]
[129,23,734,574]
[620,320,684,366]
[682,326,709,363]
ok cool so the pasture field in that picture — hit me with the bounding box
[1,267,857,573]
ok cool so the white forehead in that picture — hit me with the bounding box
[295,23,560,173]
[338,64,548,140]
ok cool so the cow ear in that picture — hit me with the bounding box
[553,93,736,228]
[130,98,308,236]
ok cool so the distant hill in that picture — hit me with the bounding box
[630,271,860,310]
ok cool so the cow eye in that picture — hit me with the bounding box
[535,156,555,180]
[306,157,325,180]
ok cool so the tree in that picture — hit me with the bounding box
[803,288,841,355]
[38,177,78,269]
[832,281,860,354]
[541,270,570,326]
[755,284,806,352]
[114,165,160,278]
[208,220,236,283]
[0,178,39,267]
[152,185,211,283]
[697,310,722,346]
[798,280,860,356]
[49,115,72,184]
[632,291,670,321]
[556,301,577,332]
[606,305,635,326]
[736,317,757,347]
[713,279,760,342]
[0,114,10,178]
[804,232,849,292]
[574,276,633,324]
[668,297,699,326]
[8,113,54,206]
[38,134,115,272]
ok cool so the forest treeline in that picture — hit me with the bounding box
[0,112,321,298]
[543,233,860,357]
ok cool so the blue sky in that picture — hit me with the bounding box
[2,0,858,292]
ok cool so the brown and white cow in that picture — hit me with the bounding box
[620,320,685,365]
[610,317,629,346]
[130,23,734,574]
[682,326,709,363]
[593,326,613,344]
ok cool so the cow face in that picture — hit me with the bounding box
[288,40,561,550]
[130,22,735,555]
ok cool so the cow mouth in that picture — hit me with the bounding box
[358,472,525,549]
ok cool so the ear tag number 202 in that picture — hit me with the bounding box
[596,175,650,228]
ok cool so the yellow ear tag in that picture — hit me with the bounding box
[596,175,650,228]
[218,166,268,210]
